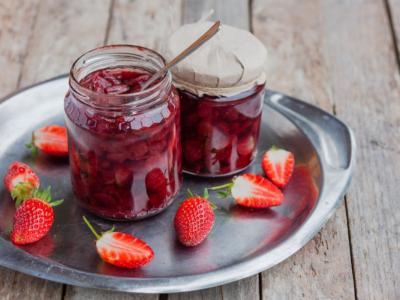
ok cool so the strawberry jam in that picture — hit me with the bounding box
[180,84,264,176]
[65,45,182,220]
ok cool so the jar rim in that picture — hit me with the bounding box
[69,44,171,109]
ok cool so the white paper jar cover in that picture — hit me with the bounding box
[164,22,267,97]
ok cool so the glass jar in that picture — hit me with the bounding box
[64,45,182,220]
[179,83,265,176]
[165,22,267,177]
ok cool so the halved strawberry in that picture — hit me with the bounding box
[4,161,40,205]
[212,173,284,208]
[174,190,215,247]
[262,146,295,188]
[27,125,68,156]
[83,216,154,269]
[11,187,63,245]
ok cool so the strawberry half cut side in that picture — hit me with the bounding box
[211,173,284,208]
[262,145,295,188]
[82,216,154,269]
[27,125,68,157]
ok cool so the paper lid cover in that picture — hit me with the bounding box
[164,22,267,94]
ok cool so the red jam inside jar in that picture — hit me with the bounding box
[79,68,152,94]
[65,45,182,220]
[180,84,264,176]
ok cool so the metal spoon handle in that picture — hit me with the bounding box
[141,20,221,90]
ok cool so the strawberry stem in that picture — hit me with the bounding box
[50,199,64,207]
[270,144,279,151]
[82,216,101,240]
[105,225,115,234]
[216,191,230,199]
[12,182,35,207]
[187,188,194,197]
[32,187,52,203]
[209,182,234,200]
[209,183,233,190]
[25,142,39,157]
[203,188,209,199]
[209,202,218,210]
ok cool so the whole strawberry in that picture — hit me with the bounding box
[11,187,63,245]
[174,190,215,247]
[212,173,284,208]
[262,146,295,188]
[83,216,154,269]
[4,161,40,205]
[26,125,68,156]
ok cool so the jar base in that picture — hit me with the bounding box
[76,195,177,222]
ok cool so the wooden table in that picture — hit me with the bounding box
[0,0,398,299]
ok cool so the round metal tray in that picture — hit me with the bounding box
[0,76,355,293]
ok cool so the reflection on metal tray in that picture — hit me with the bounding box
[0,76,355,293]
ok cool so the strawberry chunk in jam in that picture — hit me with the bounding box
[79,68,152,94]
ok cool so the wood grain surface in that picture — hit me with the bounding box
[252,1,355,299]
[19,0,111,84]
[322,1,400,299]
[182,0,250,30]
[0,0,399,299]
[0,0,40,96]
[107,0,182,51]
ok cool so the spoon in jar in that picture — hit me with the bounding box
[140,20,221,90]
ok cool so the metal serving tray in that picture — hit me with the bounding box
[0,76,355,293]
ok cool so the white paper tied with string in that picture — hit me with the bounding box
[164,21,267,97]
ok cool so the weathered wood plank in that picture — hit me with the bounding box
[320,1,400,299]
[167,1,261,300]
[0,1,63,300]
[0,0,39,97]
[168,276,259,300]
[0,268,62,300]
[168,288,221,300]
[107,0,182,52]
[182,0,250,30]
[260,211,353,299]
[252,0,356,299]
[20,0,111,84]
[170,277,259,300]
[64,287,157,300]
[388,0,400,57]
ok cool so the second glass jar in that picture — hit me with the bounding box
[165,22,267,177]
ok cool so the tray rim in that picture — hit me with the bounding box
[0,75,356,293]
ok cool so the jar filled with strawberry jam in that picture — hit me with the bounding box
[65,45,182,220]
[165,22,267,177]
